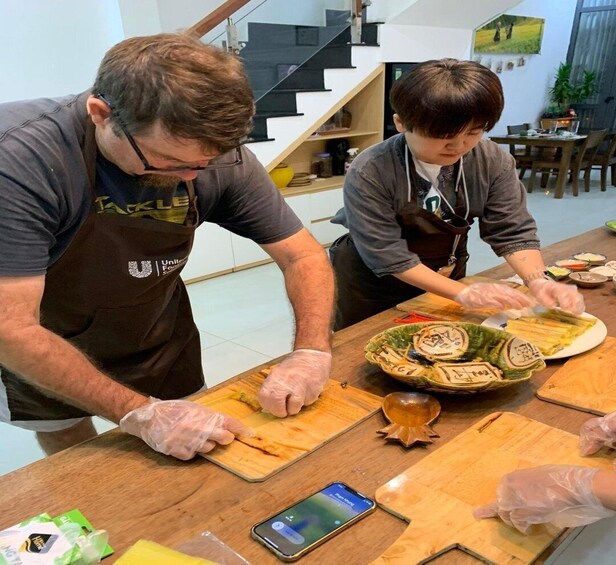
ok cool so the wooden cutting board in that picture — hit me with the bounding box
[195,370,382,481]
[372,412,614,565]
[537,336,616,415]
[395,275,527,325]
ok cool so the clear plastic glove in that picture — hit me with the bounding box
[258,349,332,417]
[454,283,535,310]
[527,278,585,315]
[474,465,615,534]
[119,399,253,460]
[580,412,616,456]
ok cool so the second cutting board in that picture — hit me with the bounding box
[372,411,613,564]
[537,336,616,415]
[195,370,382,481]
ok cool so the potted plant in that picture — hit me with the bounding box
[543,62,598,119]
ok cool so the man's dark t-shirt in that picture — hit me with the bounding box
[0,93,302,276]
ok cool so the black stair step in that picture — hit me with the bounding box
[275,68,325,91]
[242,42,353,70]
[327,23,380,47]
[245,134,275,144]
[255,91,298,113]
[254,111,304,119]
[246,22,348,50]
[253,88,332,97]
[251,111,304,139]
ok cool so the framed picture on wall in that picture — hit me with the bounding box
[473,15,545,55]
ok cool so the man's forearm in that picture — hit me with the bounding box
[0,325,148,422]
[284,253,334,352]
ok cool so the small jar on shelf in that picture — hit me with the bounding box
[312,152,333,178]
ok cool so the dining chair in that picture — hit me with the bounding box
[590,131,616,191]
[527,129,607,196]
[506,123,535,179]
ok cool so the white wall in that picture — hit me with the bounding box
[0,0,125,103]
[487,0,577,135]
[377,0,577,136]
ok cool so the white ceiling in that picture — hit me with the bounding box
[389,0,525,29]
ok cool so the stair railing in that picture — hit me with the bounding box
[185,0,251,39]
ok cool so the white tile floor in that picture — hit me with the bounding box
[1,173,614,479]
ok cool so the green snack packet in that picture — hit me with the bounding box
[0,509,112,564]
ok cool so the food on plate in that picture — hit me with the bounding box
[589,266,616,277]
[555,259,589,270]
[504,309,597,356]
[604,220,616,232]
[569,271,608,288]
[572,252,607,265]
[365,322,545,393]
[546,265,572,280]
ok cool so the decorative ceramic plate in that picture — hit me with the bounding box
[482,309,607,360]
[365,322,545,394]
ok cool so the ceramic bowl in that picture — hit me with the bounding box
[555,258,590,271]
[365,322,545,394]
[605,220,616,232]
[613,274,616,290]
[546,265,572,280]
[572,252,607,265]
[605,260,616,270]
[569,271,608,288]
[589,265,616,277]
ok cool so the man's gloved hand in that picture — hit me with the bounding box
[580,412,616,456]
[119,399,253,460]
[454,283,534,310]
[527,278,585,315]
[474,465,615,534]
[258,349,332,417]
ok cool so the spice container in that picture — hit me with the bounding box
[312,152,333,178]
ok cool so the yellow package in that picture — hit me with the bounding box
[116,540,217,564]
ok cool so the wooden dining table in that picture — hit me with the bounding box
[490,133,586,199]
[0,227,614,564]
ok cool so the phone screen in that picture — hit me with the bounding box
[252,482,375,560]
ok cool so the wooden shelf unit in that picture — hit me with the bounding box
[266,65,385,176]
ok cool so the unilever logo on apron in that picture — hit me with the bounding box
[128,257,188,278]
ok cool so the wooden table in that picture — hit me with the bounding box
[0,228,614,564]
[490,134,586,199]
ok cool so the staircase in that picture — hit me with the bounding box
[239,17,382,169]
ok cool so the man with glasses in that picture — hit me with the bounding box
[0,34,335,460]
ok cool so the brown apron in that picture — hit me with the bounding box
[331,149,471,330]
[2,120,204,421]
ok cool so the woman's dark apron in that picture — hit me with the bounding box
[331,148,471,330]
[1,120,204,422]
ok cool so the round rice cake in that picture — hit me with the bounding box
[432,362,502,386]
[412,324,469,361]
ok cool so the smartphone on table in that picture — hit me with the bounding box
[251,481,376,562]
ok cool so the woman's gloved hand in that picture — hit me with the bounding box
[474,465,615,534]
[119,399,253,460]
[454,283,535,310]
[527,278,585,315]
[580,412,616,456]
[258,349,332,417]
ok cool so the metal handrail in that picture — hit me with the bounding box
[185,0,251,38]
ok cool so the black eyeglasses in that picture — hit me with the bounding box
[95,94,242,172]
